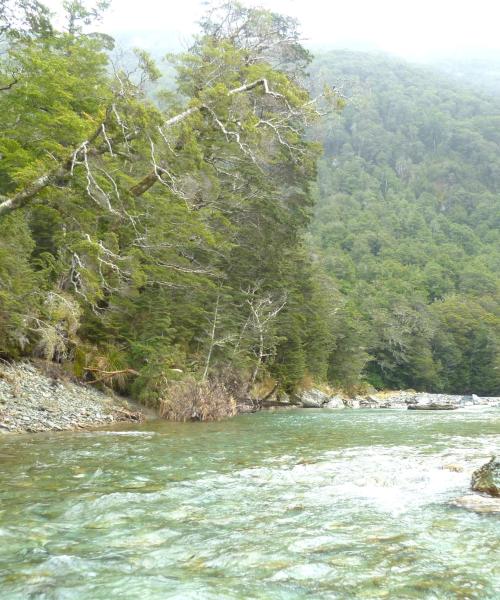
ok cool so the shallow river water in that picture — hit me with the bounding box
[1,409,499,599]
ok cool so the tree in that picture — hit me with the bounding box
[0,0,334,401]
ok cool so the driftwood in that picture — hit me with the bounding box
[112,407,144,422]
[84,367,139,385]
[261,399,293,408]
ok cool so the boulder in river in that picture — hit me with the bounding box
[375,391,415,409]
[299,389,329,408]
[324,396,345,409]
[471,457,500,497]
[461,394,500,407]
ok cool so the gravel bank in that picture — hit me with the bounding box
[266,388,500,410]
[0,362,146,434]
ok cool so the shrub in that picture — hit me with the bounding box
[0,213,38,358]
[82,345,132,392]
[159,376,237,422]
[34,292,81,362]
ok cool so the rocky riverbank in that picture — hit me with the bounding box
[265,388,500,410]
[1,362,498,433]
[0,362,146,433]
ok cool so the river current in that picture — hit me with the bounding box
[1,409,499,599]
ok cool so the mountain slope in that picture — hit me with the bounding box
[309,51,500,394]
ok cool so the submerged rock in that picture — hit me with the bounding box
[471,457,500,497]
[441,464,464,473]
[451,494,500,514]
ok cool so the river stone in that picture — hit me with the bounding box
[471,457,500,497]
[343,397,360,409]
[373,391,414,408]
[482,396,500,407]
[299,389,329,408]
[359,395,381,408]
[408,403,458,411]
[325,396,345,409]
[451,494,500,514]
[470,393,497,406]
[0,361,145,433]
[411,393,461,409]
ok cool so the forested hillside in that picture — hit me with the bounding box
[432,53,500,95]
[309,50,500,394]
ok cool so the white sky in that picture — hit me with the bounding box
[47,0,500,60]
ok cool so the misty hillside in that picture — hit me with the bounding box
[431,53,500,95]
[309,50,500,394]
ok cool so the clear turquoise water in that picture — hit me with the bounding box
[1,409,499,599]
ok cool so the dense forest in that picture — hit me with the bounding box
[0,0,337,406]
[310,51,500,395]
[0,1,499,406]
[433,52,500,95]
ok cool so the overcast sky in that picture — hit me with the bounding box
[49,0,500,60]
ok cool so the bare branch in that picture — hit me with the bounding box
[130,78,296,197]
[0,77,18,91]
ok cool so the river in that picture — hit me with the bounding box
[1,409,499,599]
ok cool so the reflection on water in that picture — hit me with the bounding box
[1,409,499,599]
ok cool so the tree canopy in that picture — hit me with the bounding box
[309,50,500,395]
[0,0,335,401]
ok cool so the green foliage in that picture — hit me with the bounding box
[35,291,81,362]
[0,0,327,403]
[310,51,500,394]
[0,213,37,356]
